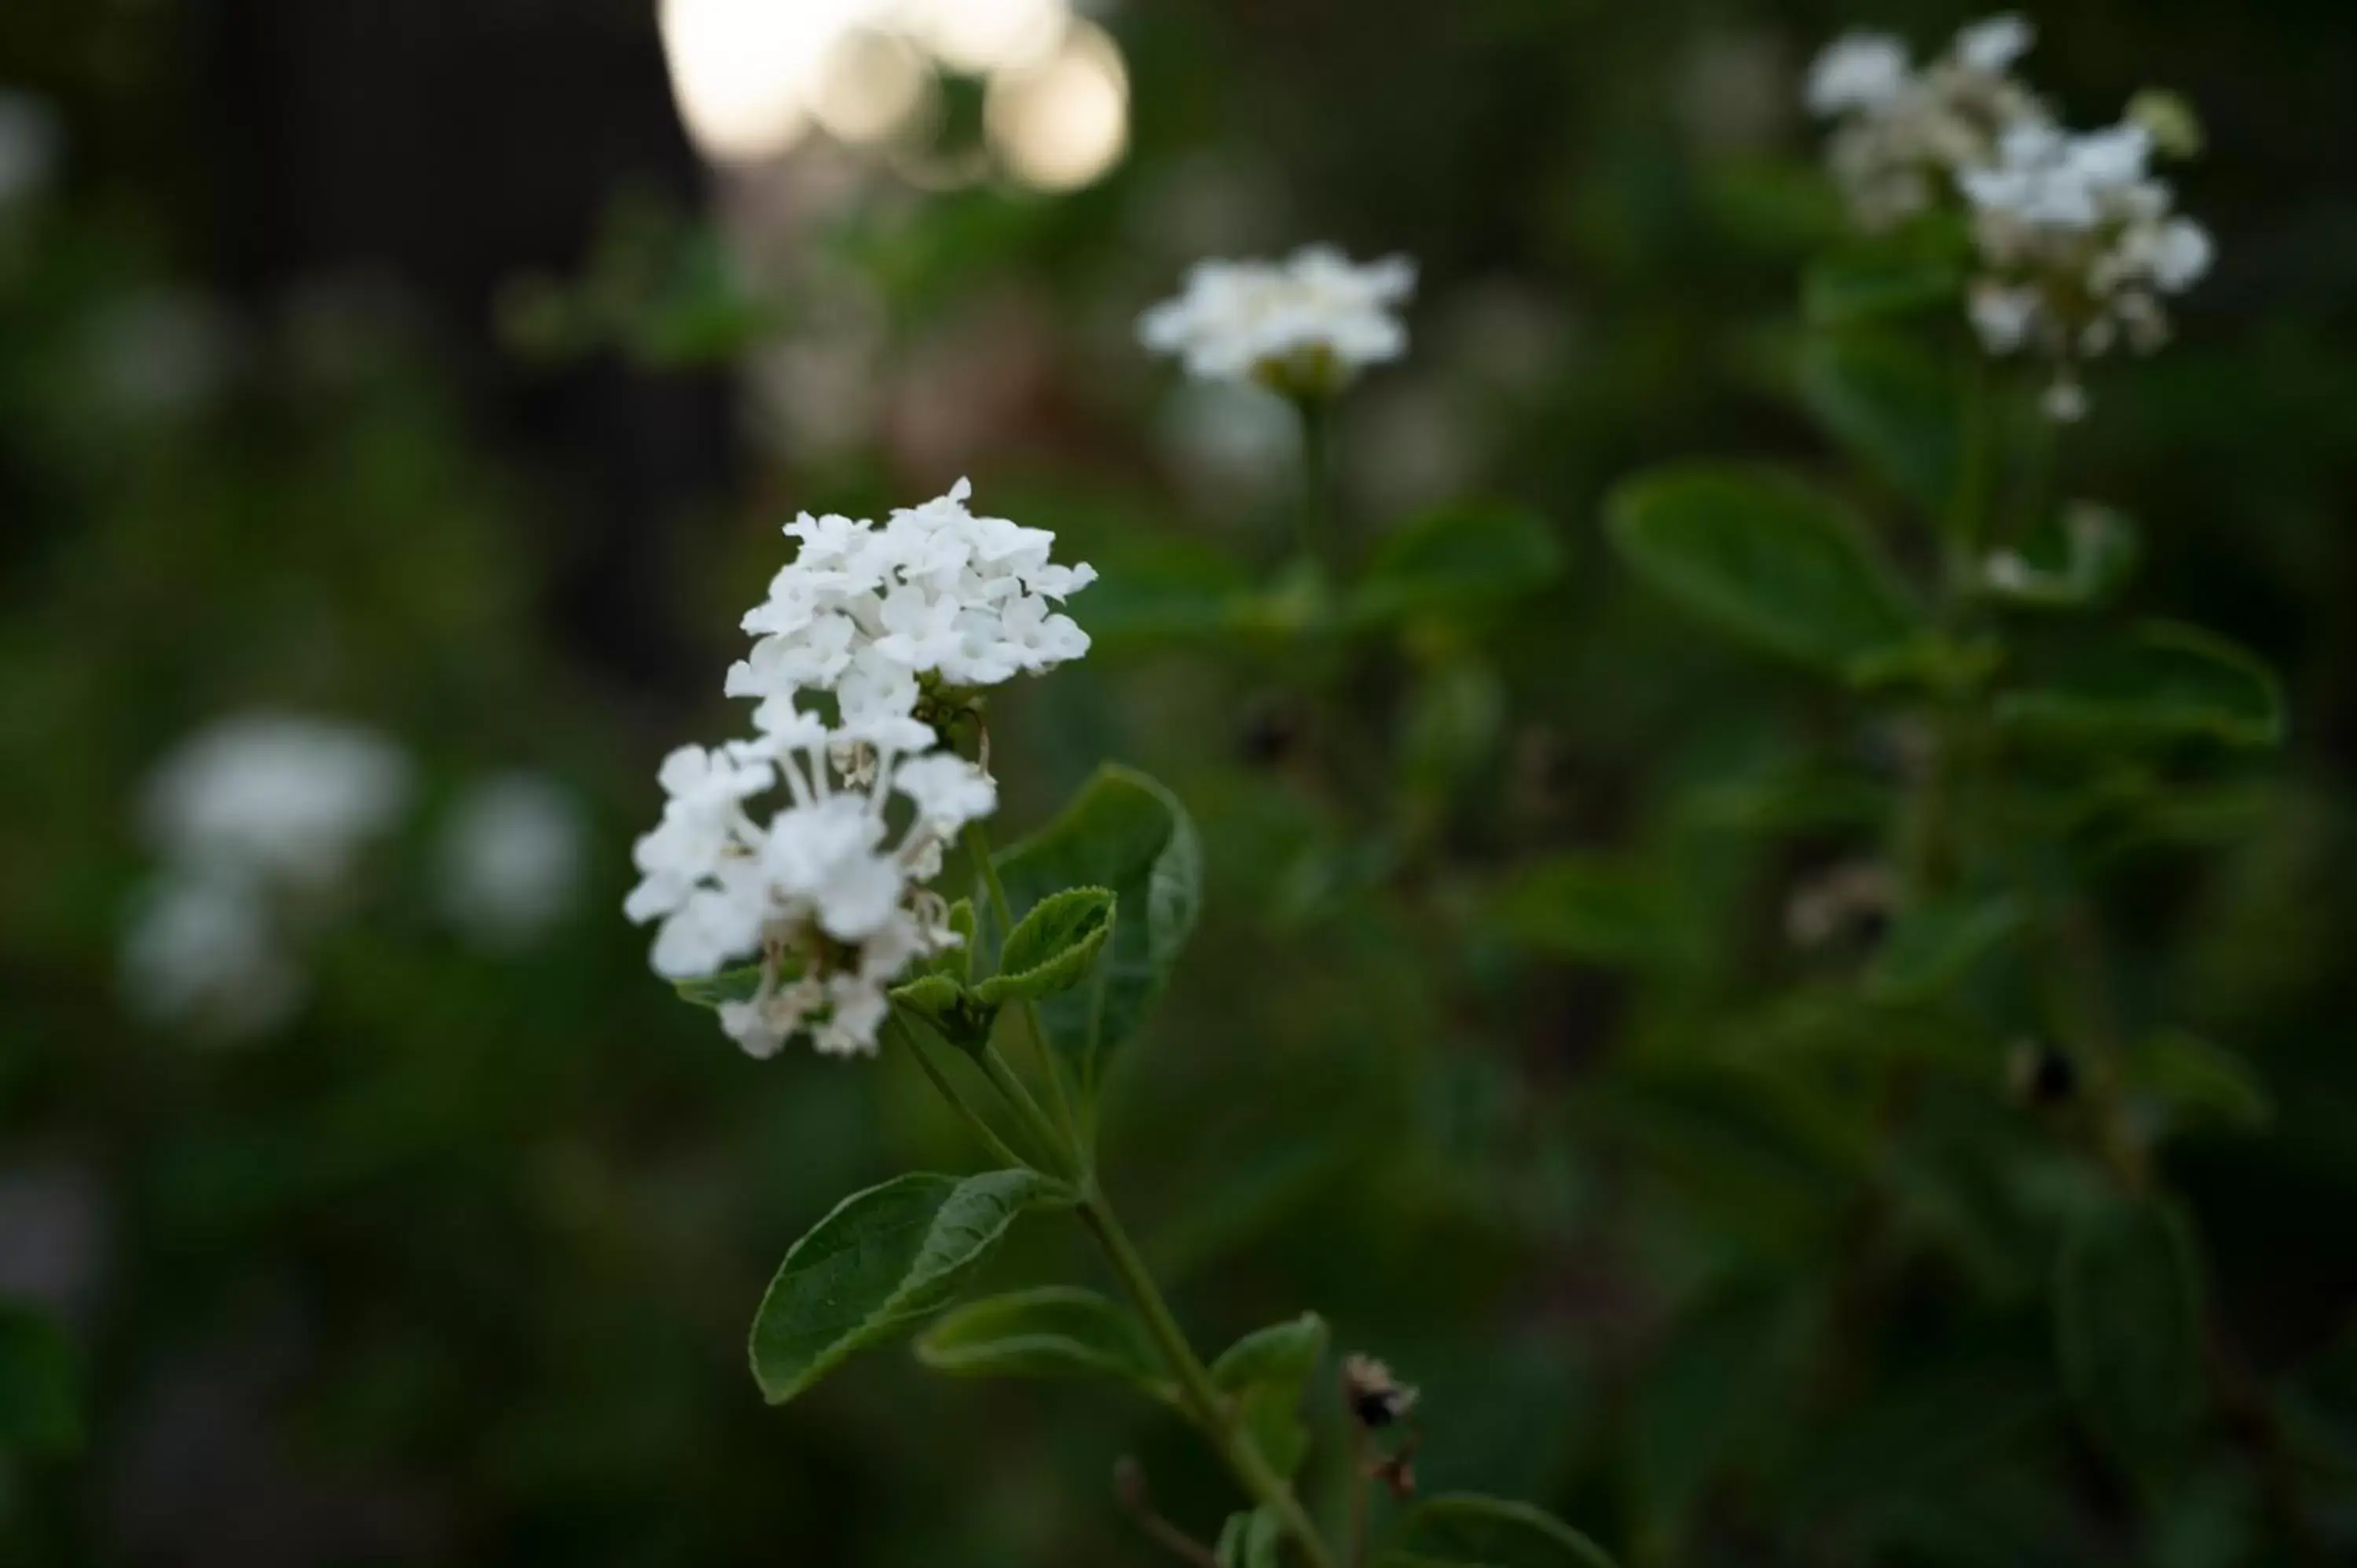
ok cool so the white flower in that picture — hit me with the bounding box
[1953,14,2033,75]
[120,873,304,1042]
[1806,15,2051,230]
[140,714,411,892]
[1138,245,1417,396]
[436,773,587,949]
[123,712,412,1039]
[626,482,1087,1058]
[1959,115,2212,417]
[1805,34,1911,115]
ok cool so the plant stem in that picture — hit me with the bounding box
[883,1011,1033,1172]
[961,820,1091,1165]
[1295,393,1338,575]
[1079,1186,1338,1568]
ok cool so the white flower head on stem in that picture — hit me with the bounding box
[1138,245,1417,398]
[629,482,1087,1059]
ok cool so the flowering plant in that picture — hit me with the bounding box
[631,469,1609,1566]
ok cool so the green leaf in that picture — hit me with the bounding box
[1215,1508,1286,1568]
[887,973,995,1052]
[673,963,769,1009]
[1382,1494,1620,1568]
[973,886,1114,1007]
[1795,329,1960,511]
[2055,1193,2205,1467]
[1979,504,2139,610]
[2126,1032,2272,1136]
[1865,896,2022,1003]
[991,767,1202,1095]
[914,1285,1168,1394]
[1802,250,1966,327]
[1211,1313,1329,1480]
[749,1170,1069,1405]
[1997,622,2284,748]
[0,1303,82,1455]
[1082,537,1260,645]
[1352,504,1564,625]
[1489,855,1677,970]
[1605,464,1918,674]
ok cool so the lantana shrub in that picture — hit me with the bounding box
[621,14,2290,1566]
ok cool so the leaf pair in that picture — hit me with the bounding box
[749,1169,1072,1405]
[988,765,1203,1102]
[892,886,1116,1051]
[1605,464,2282,744]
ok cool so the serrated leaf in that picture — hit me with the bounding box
[914,1286,1168,1395]
[887,973,995,1051]
[1382,1494,1620,1568]
[1866,896,2022,1003]
[750,1170,1069,1405]
[1489,855,1677,970]
[2055,1193,2205,1467]
[1351,504,1564,625]
[1606,464,1918,673]
[991,767,1201,1097]
[0,1303,82,1455]
[973,886,1113,1007]
[1796,329,1961,512]
[1997,622,2284,748]
[1211,1313,1329,1480]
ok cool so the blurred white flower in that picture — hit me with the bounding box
[124,714,410,1039]
[1806,16,2214,418]
[120,873,304,1042]
[1805,15,2048,230]
[0,91,60,207]
[140,715,411,892]
[1960,119,2213,416]
[438,774,588,949]
[627,479,1088,1057]
[1139,245,1417,398]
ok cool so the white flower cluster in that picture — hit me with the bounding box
[1805,16,2213,419]
[437,773,588,950]
[1139,245,1416,397]
[1805,16,2042,231]
[1959,121,2212,420]
[123,715,412,1039]
[625,479,1092,1059]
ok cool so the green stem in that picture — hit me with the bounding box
[1295,394,1338,575]
[962,820,1090,1165]
[977,1041,1077,1179]
[1080,1188,1338,1568]
[883,1011,1032,1173]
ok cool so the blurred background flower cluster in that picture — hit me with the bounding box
[2,1,2355,1563]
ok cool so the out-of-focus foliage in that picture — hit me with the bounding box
[4,2,2357,1566]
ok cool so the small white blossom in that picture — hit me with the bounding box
[437,773,587,949]
[1806,17,2213,418]
[123,713,411,1039]
[1805,34,1911,115]
[1138,245,1417,397]
[1960,119,2212,416]
[628,481,1088,1059]
[140,714,412,892]
[1805,15,2048,230]
[120,873,304,1042]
